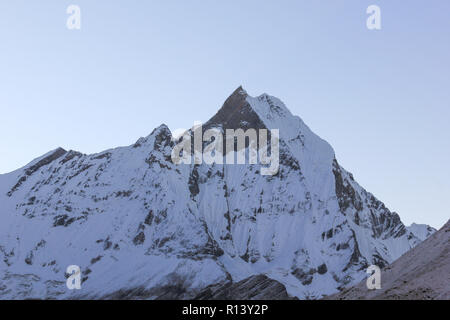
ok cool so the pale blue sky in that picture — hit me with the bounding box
[0,1,449,228]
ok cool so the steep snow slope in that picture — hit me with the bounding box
[0,127,227,299]
[406,224,436,241]
[0,87,433,299]
[326,220,449,300]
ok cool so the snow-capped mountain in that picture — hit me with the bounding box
[0,87,435,299]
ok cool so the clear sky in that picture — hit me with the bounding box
[0,1,449,228]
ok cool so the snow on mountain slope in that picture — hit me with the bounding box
[0,87,434,299]
[406,224,436,241]
[326,219,449,300]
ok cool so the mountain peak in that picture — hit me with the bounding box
[133,124,172,149]
[204,87,264,131]
[407,223,436,241]
[232,85,247,97]
[149,124,171,137]
[21,147,67,175]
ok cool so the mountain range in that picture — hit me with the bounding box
[0,87,437,299]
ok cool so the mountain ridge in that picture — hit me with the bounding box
[0,87,436,299]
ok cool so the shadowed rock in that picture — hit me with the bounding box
[194,275,296,300]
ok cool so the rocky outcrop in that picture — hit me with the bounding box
[194,275,296,300]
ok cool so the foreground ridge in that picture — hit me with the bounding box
[326,219,449,300]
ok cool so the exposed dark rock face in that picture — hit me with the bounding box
[203,86,269,152]
[318,263,328,275]
[152,125,173,151]
[292,268,315,285]
[332,159,363,215]
[133,231,145,246]
[334,176,408,241]
[194,275,296,300]
[205,86,265,131]
[61,150,83,164]
[91,281,191,300]
[7,148,67,197]
[188,166,200,198]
